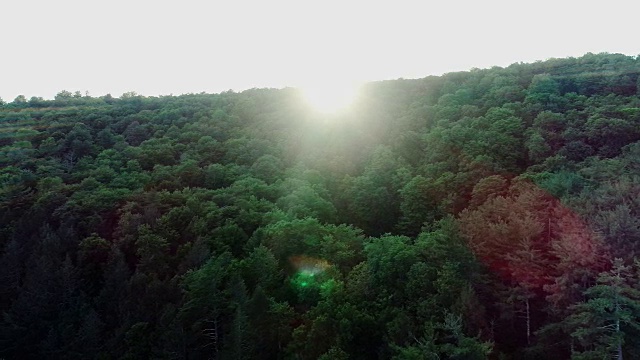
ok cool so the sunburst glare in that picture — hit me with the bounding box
[301,80,360,114]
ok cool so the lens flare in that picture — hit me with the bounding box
[289,255,331,290]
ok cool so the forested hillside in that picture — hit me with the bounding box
[2,52,640,359]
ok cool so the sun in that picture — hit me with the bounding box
[301,81,359,114]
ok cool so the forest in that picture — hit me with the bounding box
[2,52,640,359]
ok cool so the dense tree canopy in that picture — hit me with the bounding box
[2,52,640,359]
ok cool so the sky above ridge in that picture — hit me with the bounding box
[2,0,639,101]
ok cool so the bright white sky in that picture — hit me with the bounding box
[2,0,638,101]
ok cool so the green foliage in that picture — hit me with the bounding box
[568,259,640,358]
[1,53,640,359]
